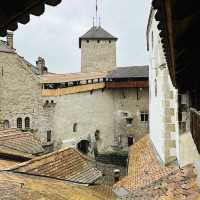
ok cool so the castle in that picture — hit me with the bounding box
[0,27,149,155]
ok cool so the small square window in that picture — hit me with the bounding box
[140,112,149,122]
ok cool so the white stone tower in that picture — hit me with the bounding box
[79,26,118,72]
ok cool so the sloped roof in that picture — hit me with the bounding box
[41,71,108,84]
[79,26,118,48]
[0,129,44,158]
[0,0,62,37]
[0,40,15,53]
[114,135,175,192]
[124,164,200,200]
[10,147,102,184]
[0,171,117,200]
[107,66,149,79]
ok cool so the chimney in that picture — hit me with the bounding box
[36,57,48,75]
[7,32,14,49]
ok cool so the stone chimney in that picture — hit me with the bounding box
[36,57,48,75]
[7,32,14,49]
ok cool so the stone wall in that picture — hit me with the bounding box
[0,50,149,154]
[148,8,179,164]
[0,52,41,131]
[43,87,149,153]
[81,40,117,72]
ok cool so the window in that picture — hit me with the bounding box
[73,123,78,132]
[97,40,100,43]
[17,118,22,129]
[126,117,133,125]
[25,117,30,129]
[86,40,89,43]
[47,130,52,142]
[95,130,100,140]
[155,79,157,97]
[152,31,154,49]
[140,112,149,122]
[3,120,10,129]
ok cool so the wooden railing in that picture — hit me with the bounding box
[190,108,200,153]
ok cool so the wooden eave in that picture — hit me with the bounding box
[152,0,200,92]
[0,0,62,37]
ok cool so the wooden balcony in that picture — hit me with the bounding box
[190,108,200,153]
[105,80,149,89]
[42,83,105,97]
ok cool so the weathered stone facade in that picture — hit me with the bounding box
[0,26,149,155]
[43,87,149,153]
[81,40,117,72]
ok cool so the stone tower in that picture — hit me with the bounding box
[79,26,118,72]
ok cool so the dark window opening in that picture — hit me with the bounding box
[155,79,157,97]
[47,130,52,142]
[3,120,10,129]
[97,40,100,43]
[95,130,100,140]
[109,40,111,43]
[73,123,78,132]
[25,117,30,129]
[77,140,90,154]
[86,40,89,43]
[128,136,134,146]
[126,117,133,125]
[141,112,149,122]
[17,118,22,129]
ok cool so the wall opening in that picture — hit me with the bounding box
[17,118,22,129]
[128,136,134,147]
[77,140,90,154]
[47,130,52,142]
[141,112,149,122]
[73,123,78,132]
[95,130,100,141]
[25,117,30,129]
[3,120,10,129]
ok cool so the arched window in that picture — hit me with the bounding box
[73,123,78,132]
[25,117,30,129]
[3,120,10,129]
[17,118,22,129]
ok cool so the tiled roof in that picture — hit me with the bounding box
[41,71,108,84]
[79,26,118,48]
[0,40,15,53]
[107,66,149,79]
[0,171,116,200]
[125,164,200,200]
[41,66,149,84]
[0,129,44,158]
[0,159,19,170]
[10,147,102,184]
[114,135,175,192]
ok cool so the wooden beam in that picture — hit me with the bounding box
[42,83,105,97]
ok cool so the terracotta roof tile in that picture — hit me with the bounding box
[0,171,116,200]
[114,135,175,192]
[125,164,200,200]
[10,147,102,184]
[0,129,44,158]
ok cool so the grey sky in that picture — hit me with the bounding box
[13,0,151,73]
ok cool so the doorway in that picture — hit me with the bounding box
[77,140,90,154]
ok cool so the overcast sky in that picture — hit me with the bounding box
[12,0,151,73]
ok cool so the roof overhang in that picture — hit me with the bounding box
[152,0,200,92]
[0,0,62,37]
